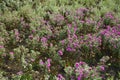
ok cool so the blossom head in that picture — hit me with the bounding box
[100,66,105,71]
[58,50,63,56]
[9,52,14,55]
[75,62,79,68]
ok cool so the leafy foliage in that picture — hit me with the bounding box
[0,0,120,80]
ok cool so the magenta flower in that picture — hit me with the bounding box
[66,47,75,52]
[74,26,77,33]
[105,12,114,19]
[73,34,77,39]
[66,47,72,51]
[41,37,47,43]
[100,66,105,71]
[79,61,85,65]
[75,62,79,68]
[100,30,107,35]
[47,59,51,67]
[106,25,111,30]
[77,74,82,80]
[29,34,33,40]
[46,58,51,71]
[58,50,63,56]
[117,32,120,35]
[73,42,79,48]
[57,74,65,80]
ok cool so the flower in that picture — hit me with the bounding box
[66,46,75,52]
[14,29,19,36]
[47,59,51,67]
[14,29,20,41]
[75,62,79,68]
[77,74,82,80]
[117,32,120,35]
[68,24,72,28]
[41,37,48,48]
[80,20,85,23]
[80,61,85,65]
[58,50,63,56]
[9,52,14,59]
[57,74,65,80]
[39,59,44,65]
[0,45,4,48]
[100,66,105,71]
[32,30,36,33]
[41,37,47,43]
[29,34,33,40]
[46,59,51,71]
[9,52,14,55]
[100,30,107,35]
[17,71,23,75]
[31,58,35,62]
[60,40,65,45]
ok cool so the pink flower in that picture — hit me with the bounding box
[50,43,53,47]
[100,66,105,71]
[9,52,14,55]
[46,59,51,71]
[105,12,114,19]
[73,34,77,39]
[29,34,33,40]
[73,42,79,48]
[77,75,82,80]
[60,40,65,45]
[100,30,107,35]
[107,25,111,30]
[32,30,36,33]
[41,37,47,43]
[58,50,63,56]
[39,60,44,65]
[80,20,85,23]
[47,59,51,67]
[79,61,85,65]
[31,58,35,62]
[14,29,20,41]
[9,52,14,59]
[75,62,79,68]
[57,74,65,80]
[0,45,4,48]
[17,71,23,75]
[117,32,120,35]
[14,29,19,36]
[68,24,72,28]
[66,46,75,52]
[74,26,77,33]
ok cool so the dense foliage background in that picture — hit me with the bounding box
[0,0,120,80]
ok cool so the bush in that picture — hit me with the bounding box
[0,0,120,80]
